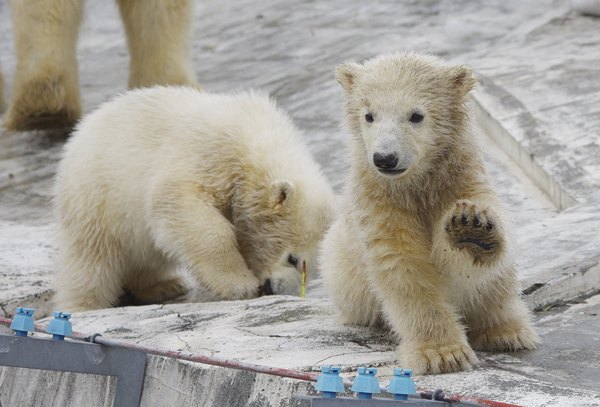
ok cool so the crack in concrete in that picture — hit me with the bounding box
[234,326,293,339]
[174,333,192,352]
[314,351,383,366]
[234,327,262,337]
[143,371,194,396]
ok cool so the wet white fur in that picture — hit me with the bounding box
[54,86,335,311]
[321,52,539,375]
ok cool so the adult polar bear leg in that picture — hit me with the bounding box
[5,0,83,131]
[0,68,6,113]
[149,178,260,300]
[116,0,201,90]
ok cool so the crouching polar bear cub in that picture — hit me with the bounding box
[321,53,539,375]
[54,87,335,312]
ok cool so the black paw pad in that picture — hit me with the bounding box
[473,214,482,227]
[461,214,469,226]
[458,237,494,250]
[486,220,494,231]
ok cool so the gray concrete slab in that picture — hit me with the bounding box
[1,0,600,406]
[2,296,599,406]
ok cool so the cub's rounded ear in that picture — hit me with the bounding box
[449,65,476,97]
[335,62,361,93]
[270,180,295,210]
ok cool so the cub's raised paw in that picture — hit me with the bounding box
[400,341,478,375]
[444,200,503,266]
[470,324,540,352]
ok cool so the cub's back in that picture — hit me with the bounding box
[54,87,317,224]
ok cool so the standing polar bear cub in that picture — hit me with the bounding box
[54,87,335,312]
[321,53,539,375]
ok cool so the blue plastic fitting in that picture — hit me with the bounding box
[351,367,381,399]
[46,311,73,341]
[10,307,35,337]
[314,366,345,399]
[387,368,417,400]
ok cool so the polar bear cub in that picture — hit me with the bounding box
[321,53,539,375]
[54,86,335,312]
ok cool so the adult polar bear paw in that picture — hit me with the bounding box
[400,342,478,376]
[5,70,82,131]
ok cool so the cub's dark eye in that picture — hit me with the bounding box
[409,112,424,123]
[365,113,374,123]
[287,254,299,267]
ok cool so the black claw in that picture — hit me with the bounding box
[461,214,469,226]
[473,215,481,227]
[486,221,494,231]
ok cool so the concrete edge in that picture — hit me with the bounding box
[0,290,53,319]
[522,258,600,311]
[472,87,578,211]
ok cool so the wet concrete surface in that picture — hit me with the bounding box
[1,0,600,406]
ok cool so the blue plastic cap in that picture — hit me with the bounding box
[387,368,417,397]
[351,367,381,395]
[314,366,345,397]
[10,307,35,334]
[53,311,72,319]
[400,369,413,377]
[46,311,73,337]
[16,307,34,316]
[359,367,376,375]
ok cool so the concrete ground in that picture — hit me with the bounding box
[1,0,600,406]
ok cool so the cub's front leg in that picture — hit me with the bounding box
[368,247,478,375]
[149,179,260,300]
[443,199,506,266]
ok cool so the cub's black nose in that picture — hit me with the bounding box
[373,152,399,169]
[258,279,274,296]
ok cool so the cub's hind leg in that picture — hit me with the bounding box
[321,220,383,327]
[466,277,540,352]
[54,224,126,312]
[122,255,192,306]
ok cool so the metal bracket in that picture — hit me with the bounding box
[293,396,452,406]
[0,334,146,407]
